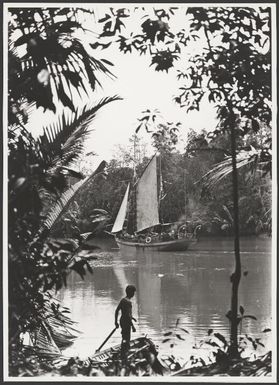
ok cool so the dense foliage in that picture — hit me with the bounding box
[7,5,272,377]
[71,121,271,237]
[9,7,113,118]
[9,329,272,377]
[8,7,120,373]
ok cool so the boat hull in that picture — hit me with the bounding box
[88,337,157,365]
[115,237,197,252]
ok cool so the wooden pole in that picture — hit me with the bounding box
[95,327,117,353]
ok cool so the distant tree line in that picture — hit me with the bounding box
[68,117,271,237]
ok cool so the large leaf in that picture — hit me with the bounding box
[29,305,80,354]
[10,11,116,111]
[39,95,122,171]
[38,96,120,181]
[40,160,107,232]
[32,321,61,356]
[200,147,262,188]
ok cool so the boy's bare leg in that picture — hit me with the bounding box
[120,324,131,360]
[120,339,129,360]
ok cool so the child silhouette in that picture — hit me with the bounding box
[115,285,137,350]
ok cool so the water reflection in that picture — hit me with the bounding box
[58,237,272,360]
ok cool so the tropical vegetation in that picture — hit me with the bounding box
[8,6,121,375]
[70,111,271,238]
[7,5,272,377]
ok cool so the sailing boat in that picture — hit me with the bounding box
[111,154,197,251]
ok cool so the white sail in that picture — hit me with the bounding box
[136,155,160,232]
[111,183,130,233]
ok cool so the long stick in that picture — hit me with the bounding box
[95,327,117,353]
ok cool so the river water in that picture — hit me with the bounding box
[58,236,272,363]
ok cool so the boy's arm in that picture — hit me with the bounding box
[130,313,136,332]
[131,317,136,332]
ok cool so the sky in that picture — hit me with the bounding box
[25,6,219,166]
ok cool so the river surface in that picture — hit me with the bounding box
[58,236,273,362]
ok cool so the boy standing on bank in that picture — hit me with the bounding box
[115,285,137,349]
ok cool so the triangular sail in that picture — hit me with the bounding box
[111,183,130,233]
[136,155,160,232]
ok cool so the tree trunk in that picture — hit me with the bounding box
[228,111,241,358]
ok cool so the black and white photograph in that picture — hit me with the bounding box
[3,2,277,380]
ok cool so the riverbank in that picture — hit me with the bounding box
[10,344,271,377]
[173,351,271,377]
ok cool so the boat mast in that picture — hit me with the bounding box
[127,136,138,234]
[183,169,187,221]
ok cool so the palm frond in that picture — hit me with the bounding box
[41,160,107,232]
[46,317,78,349]
[200,147,261,188]
[10,10,116,111]
[30,315,79,355]
[31,322,61,356]
[39,96,121,171]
